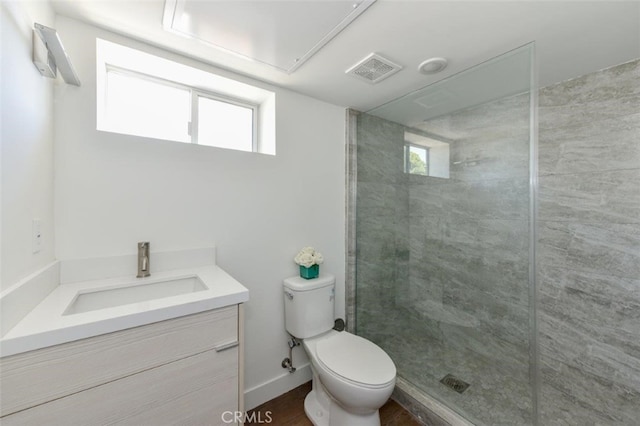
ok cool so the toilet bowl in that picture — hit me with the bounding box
[283,274,396,426]
[303,330,396,425]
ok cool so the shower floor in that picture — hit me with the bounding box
[359,305,533,425]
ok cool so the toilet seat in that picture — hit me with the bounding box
[315,332,396,389]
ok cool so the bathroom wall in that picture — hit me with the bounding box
[537,59,640,425]
[0,1,56,291]
[52,16,346,409]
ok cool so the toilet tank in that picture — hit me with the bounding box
[283,274,335,339]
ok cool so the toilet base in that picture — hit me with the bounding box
[304,390,329,426]
[304,379,382,426]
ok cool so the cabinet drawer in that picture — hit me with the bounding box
[0,306,237,416]
[1,346,238,426]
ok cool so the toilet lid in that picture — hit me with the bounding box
[316,332,396,386]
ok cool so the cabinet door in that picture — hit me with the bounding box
[1,346,238,426]
[0,306,237,417]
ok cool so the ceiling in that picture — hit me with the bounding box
[51,0,640,111]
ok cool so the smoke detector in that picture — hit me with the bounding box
[346,53,403,84]
[418,57,448,75]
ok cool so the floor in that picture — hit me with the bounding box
[246,381,422,425]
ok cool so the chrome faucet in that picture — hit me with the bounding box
[137,242,150,278]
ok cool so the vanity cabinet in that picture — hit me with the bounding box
[0,305,244,425]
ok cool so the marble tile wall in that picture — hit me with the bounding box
[352,58,639,425]
[355,92,533,425]
[354,113,409,325]
[537,58,640,425]
[345,109,358,333]
[408,93,533,425]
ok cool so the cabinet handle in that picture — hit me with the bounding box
[214,340,239,352]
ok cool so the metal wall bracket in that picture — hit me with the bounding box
[33,23,81,86]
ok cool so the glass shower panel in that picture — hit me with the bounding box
[355,44,536,425]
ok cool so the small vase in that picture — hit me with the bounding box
[299,264,319,279]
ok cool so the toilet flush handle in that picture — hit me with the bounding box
[284,290,294,300]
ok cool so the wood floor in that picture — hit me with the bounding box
[246,382,422,425]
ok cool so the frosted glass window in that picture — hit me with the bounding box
[197,96,254,151]
[105,71,190,143]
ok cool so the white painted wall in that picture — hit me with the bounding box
[53,16,346,408]
[1,1,56,291]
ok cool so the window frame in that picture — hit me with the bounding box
[192,90,258,151]
[104,64,259,151]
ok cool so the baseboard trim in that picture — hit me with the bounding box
[244,363,312,410]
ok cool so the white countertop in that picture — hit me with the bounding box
[1,265,248,358]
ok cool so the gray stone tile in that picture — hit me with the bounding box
[539,113,640,176]
[537,57,640,426]
[539,93,640,129]
[346,110,358,331]
[415,217,530,300]
[539,265,640,360]
[538,221,640,359]
[356,143,405,184]
[409,177,530,220]
[538,220,640,423]
[539,169,640,223]
[539,377,622,426]
[355,215,399,263]
[538,221,640,280]
[357,112,406,149]
[356,182,404,217]
[539,313,640,425]
[540,59,640,109]
[441,284,529,348]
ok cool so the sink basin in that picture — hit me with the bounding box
[64,276,207,315]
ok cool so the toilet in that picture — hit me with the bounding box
[283,274,396,426]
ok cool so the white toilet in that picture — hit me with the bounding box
[283,274,396,426]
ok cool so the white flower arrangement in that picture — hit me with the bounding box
[294,246,324,268]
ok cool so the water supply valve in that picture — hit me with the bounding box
[282,337,300,373]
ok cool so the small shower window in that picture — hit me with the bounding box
[404,131,450,179]
[405,144,429,176]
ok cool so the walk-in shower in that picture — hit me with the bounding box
[347,44,537,425]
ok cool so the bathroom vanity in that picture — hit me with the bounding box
[0,248,248,425]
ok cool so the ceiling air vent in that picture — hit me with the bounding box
[346,53,402,84]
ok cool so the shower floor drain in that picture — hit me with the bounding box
[440,374,470,394]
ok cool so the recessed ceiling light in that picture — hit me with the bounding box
[418,57,448,75]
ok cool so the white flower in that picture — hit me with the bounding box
[294,247,324,267]
[296,253,315,268]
